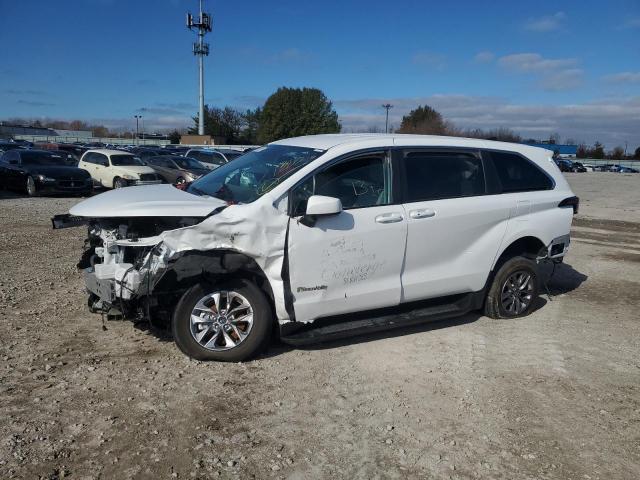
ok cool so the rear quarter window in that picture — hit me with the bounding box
[486,151,553,193]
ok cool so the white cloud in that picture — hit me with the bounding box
[498,53,578,73]
[474,51,495,63]
[335,94,640,147]
[525,12,566,32]
[604,72,640,84]
[412,52,446,70]
[622,17,640,29]
[498,53,583,91]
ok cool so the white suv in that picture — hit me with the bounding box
[55,134,577,361]
[78,149,163,189]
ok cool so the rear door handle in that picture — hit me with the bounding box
[375,212,404,224]
[409,208,436,219]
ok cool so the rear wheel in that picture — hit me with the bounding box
[172,279,272,361]
[484,256,539,319]
[26,176,37,196]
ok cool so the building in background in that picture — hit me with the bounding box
[524,142,578,158]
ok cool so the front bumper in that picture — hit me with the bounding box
[128,179,163,186]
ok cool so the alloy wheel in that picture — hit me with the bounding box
[189,290,254,351]
[500,270,534,315]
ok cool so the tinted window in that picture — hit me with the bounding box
[402,151,485,202]
[291,153,389,215]
[489,151,553,192]
[20,151,68,166]
[110,154,144,166]
[191,151,227,166]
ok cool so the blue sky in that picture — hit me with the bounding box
[1,0,639,147]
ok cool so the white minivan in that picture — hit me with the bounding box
[55,134,578,361]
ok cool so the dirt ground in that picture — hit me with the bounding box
[0,173,639,480]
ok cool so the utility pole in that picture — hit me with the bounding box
[187,0,212,136]
[382,104,393,133]
[141,116,145,143]
[134,115,141,146]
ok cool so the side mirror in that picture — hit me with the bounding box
[306,195,342,216]
[301,195,342,227]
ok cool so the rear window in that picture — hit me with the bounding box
[402,151,485,202]
[489,151,553,192]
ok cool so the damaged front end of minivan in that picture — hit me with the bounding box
[53,184,292,329]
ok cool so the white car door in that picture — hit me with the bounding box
[93,153,111,187]
[398,149,511,302]
[287,151,407,323]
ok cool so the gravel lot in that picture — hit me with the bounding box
[0,173,639,480]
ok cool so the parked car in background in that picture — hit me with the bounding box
[570,161,587,172]
[78,149,163,189]
[0,142,26,154]
[184,149,229,170]
[144,155,209,184]
[0,149,92,196]
[57,134,577,361]
[617,165,639,173]
[184,149,244,170]
[554,159,573,172]
[163,145,190,155]
[129,147,173,161]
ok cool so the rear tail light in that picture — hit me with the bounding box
[559,196,579,214]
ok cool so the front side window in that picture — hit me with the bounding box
[489,151,553,192]
[290,153,389,216]
[402,150,485,202]
[187,144,324,204]
[110,154,144,166]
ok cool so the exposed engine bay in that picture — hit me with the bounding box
[75,216,204,320]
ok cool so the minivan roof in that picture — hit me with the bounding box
[270,133,550,157]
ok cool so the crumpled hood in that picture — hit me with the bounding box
[69,184,227,218]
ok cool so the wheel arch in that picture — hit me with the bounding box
[492,235,546,271]
[153,249,277,320]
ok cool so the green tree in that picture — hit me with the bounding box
[576,144,588,158]
[168,129,181,144]
[239,108,262,144]
[591,141,605,159]
[190,106,247,144]
[397,105,449,135]
[611,146,624,160]
[257,87,340,143]
[634,146,640,160]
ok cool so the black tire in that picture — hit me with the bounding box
[113,177,127,189]
[484,256,539,319]
[172,279,272,362]
[175,176,186,185]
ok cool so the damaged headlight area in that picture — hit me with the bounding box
[77,216,203,322]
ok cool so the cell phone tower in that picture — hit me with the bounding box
[186,0,212,135]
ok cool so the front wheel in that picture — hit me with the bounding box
[113,177,127,189]
[26,176,37,196]
[484,256,539,319]
[172,279,272,361]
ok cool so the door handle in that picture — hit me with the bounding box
[375,212,404,224]
[409,209,436,219]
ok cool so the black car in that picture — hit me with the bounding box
[554,159,573,172]
[0,149,93,196]
[570,161,587,172]
[0,142,26,154]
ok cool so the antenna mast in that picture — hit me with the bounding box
[186,0,212,136]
